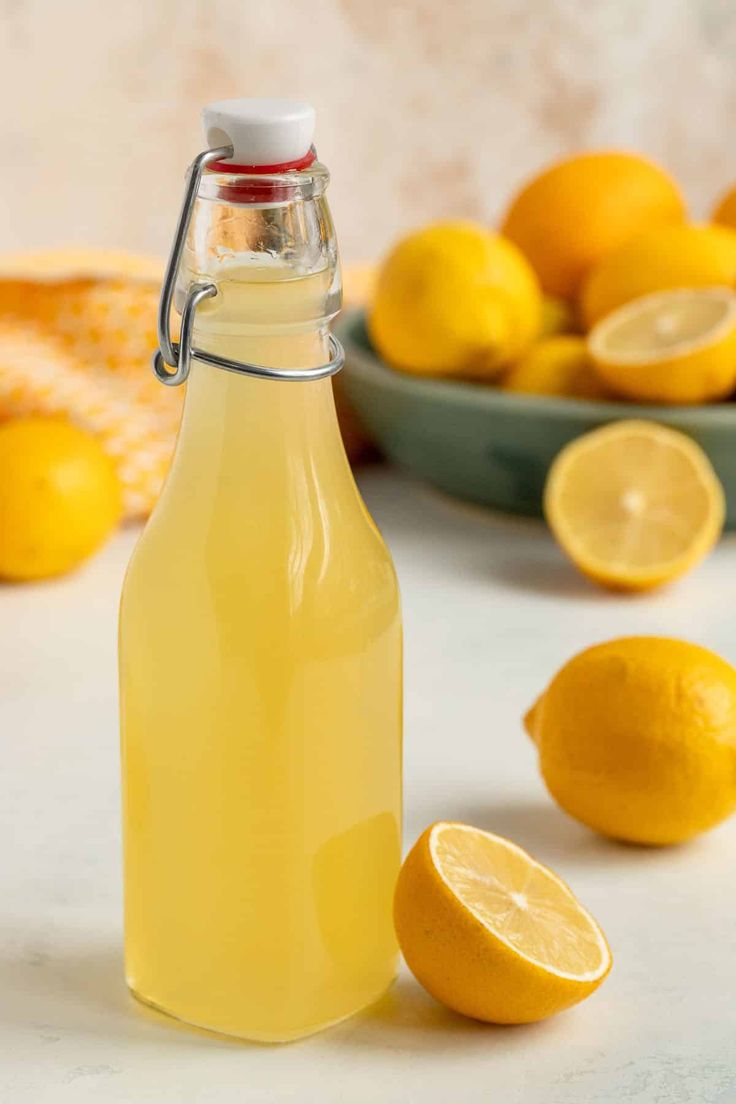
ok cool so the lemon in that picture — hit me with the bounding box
[539,294,577,337]
[341,262,376,310]
[526,637,736,845]
[0,417,122,580]
[0,248,174,519]
[394,822,611,1023]
[503,335,609,400]
[369,221,541,379]
[711,184,736,231]
[587,286,736,404]
[501,152,685,300]
[335,263,378,461]
[581,224,736,327]
[544,420,724,591]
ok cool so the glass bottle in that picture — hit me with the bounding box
[119,100,402,1042]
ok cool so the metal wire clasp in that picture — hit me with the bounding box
[153,146,344,387]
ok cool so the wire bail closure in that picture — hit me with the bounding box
[153,146,345,387]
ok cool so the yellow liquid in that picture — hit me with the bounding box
[119,266,402,1041]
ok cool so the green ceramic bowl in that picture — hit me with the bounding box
[336,309,736,528]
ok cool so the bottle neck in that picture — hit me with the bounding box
[164,161,344,493]
[165,334,347,504]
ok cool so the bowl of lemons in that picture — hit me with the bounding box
[337,152,736,529]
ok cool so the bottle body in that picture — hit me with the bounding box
[120,185,402,1040]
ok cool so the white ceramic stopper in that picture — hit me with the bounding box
[202,98,316,166]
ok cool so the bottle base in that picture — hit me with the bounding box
[128,974,397,1044]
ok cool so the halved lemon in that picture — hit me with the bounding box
[544,420,725,591]
[393,822,611,1024]
[587,286,736,403]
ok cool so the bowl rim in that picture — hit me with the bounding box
[336,308,736,427]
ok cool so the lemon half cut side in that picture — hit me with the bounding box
[588,286,736,403]
[544,419,725,590]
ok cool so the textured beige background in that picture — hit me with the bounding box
[3,0,736,264]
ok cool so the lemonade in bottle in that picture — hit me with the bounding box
[119,100,402,1041]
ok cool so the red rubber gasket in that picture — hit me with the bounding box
[207,147,317,175]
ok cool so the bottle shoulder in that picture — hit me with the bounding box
[120,488,400,661]
[123,476,398,596]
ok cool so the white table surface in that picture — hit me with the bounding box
[2,467,736,1104]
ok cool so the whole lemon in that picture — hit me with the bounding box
[0,417,121,580]
[711,184,736,231]
[503,335,609,400]
[341,262,376,310]
[369,221,541,379]
[581,223,736,327]
[501,152,686,301]
[335,263,378,460]
[525,637,736,845]
[539,294,577,338]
